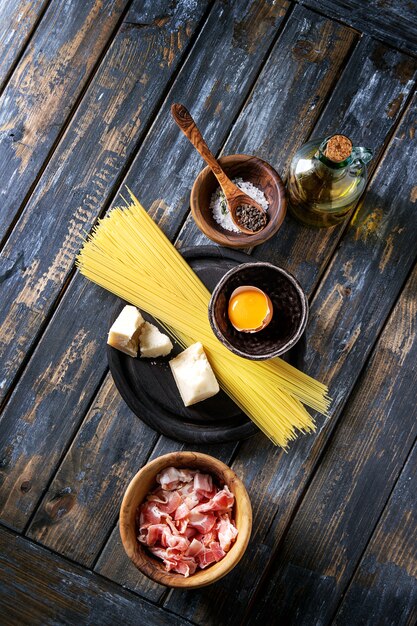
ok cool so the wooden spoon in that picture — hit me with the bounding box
[171,103,267,234]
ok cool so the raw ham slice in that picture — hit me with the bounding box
[174,502,189,520]
[187,511,216,534]
[138,467,238,577]
[157,467,195,490]
[218,514,239,552]
[193,485,234,513]
[139,502,165,527]
[197,542,225,569]
[148,489,182,514]
[199,529,218,547]
[174,557,198,577]
[186,539,203,557]
[193,472,214,497]
[209,541,226,561]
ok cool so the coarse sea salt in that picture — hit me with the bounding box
[209,178,269,233]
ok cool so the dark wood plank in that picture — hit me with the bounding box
[0,0,211,407]
[0,0,211,531]
[299,0,417,56]
[25,340,234,572]
[103,0,292,244]
[0,525,193,626]
[252,38,416,279]
[246,263,417,624]
[26,373,158,566]
[94,437,238,601]
[334,440,417,626]
[14,0,351,593]
[96,521,167,603]
[179,36,417,297]
[21,0,354,596]
[0,0,49,89]
[0,0,132,243]
[163,93,417,626]
[0,0,288,531]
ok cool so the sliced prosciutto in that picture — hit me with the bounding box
[137,467,238,577]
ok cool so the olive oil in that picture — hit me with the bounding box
[288,135,373,228]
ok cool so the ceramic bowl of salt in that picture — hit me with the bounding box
[190,154,286,248]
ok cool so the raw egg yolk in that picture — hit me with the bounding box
[228,287,271,332]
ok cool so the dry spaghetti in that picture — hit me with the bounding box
[77,191,330,448]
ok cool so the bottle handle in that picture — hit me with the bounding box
[349,146,373,174]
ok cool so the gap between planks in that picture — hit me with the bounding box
[242,257,417,623]
[294,0,417,58]
[0,0,215,419]
[305,64,417,307]
[165,1,298,242]
[19,0,297,572]
[328,430,417,624]
[0,4,412,608]
[0,0,52,96]
[0,0,136,253]
[86,15,360,584]
[20,11,410,584]
[3,0,218,541]
[0,522,201,626]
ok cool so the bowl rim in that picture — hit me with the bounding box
[190,153,287,249]
[208,261,309,360]
[119,451,252,588]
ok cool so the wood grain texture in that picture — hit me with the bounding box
[1,3,416,622]
[0,0,130,242]
[26,373,158,566]
[119,452,251,589]
[190,154,286,248]
[95,438,238,601]
[334,437,417,626]
[0,525,194,626]
[0,0,49,89]
[252,38,416,280]
[162,92,417,626]
[0,0,210,407]
[0,0,211,528]
[179,36,416,295]
[104,0,291,244]
[171,103,270,236]
[28,0,352,597]
[20,0,350,588]
[2,0,292,592]
[0,0,287,527]
[300,0,417,56]
[247,264,417,624]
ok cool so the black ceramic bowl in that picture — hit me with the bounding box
[208,262,308,360]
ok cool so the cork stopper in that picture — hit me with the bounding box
[324,134,352,162]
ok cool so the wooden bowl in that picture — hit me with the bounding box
[190,154,286,248]
[119,451,252,588]
[208,262,308,360]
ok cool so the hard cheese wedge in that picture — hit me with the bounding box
[140,322,173,358]
[169,342,220,407]
[107,305,145,357]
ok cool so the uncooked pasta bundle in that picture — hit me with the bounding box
[77,190,330,448]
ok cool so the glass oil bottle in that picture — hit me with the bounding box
[287,134,373,228]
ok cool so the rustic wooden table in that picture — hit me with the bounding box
[0,1,416,624]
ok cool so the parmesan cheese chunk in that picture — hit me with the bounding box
[107,305,145,357]
[169,342,220,407]
[140,322,173,358]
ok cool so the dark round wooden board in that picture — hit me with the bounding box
[107,246,261,444]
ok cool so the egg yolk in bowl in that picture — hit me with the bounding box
[228,286,273,333]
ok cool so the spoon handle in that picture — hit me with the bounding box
[171,103,232,190]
